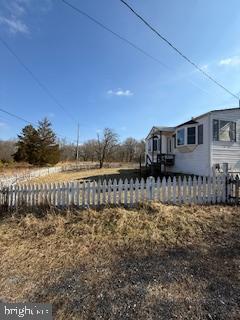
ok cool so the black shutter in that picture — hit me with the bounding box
[198,124,203,144]
[213,120,219,141]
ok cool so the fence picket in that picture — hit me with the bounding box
[162,177,166,203]
[212,176,216,204]
[182,177,187,204]
[172,177,177,204]
[92,181,96,206]
[113,179,117,205]
[197,176,202,204]
[135,178,139,204]
[178,177,182,204]
[108,179,112,204]
[86,181,90,205]
[118,179,123,204]
[192,176,197,204]
[124,178,128,205]
[129,179,134,206]
[146,178,150,201]
[202,176,206,204]
[187,177,192,203]
[102,180,106,205]
[80,181,85,206]
[167,177,171,204]
[97,180,101,205]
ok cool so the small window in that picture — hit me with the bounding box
[177,128,185,145]
[198,124,203,144]
[153,139,158,151]
[213,119,236,142]
[187,127,196,144]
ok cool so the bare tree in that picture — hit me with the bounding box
[80,139,98,162]
[0,140,16,163]
[96,128,118,168]
[122,137,138,162]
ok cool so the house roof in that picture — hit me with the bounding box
[146,126,175,139]
[176,119,198,128]
[194,107,240,121]
[152,126,175,132]
[177,107,240,128]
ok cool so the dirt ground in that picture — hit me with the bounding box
[0,203,239,320]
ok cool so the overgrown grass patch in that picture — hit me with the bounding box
[0,203,239,319]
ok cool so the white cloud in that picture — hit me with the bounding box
[219,56,240,67]
[0,16,29,34]
[0,0,52,35]
[107,89,134,97]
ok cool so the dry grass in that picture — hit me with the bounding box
[0,204,239,319]
[29,167,142,184]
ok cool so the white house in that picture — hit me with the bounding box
[145,107,240,176]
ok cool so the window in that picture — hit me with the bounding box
[187,127,196,144]
[177,128,185,145]
[213,119,236,142]
[198,124,203,144]
[153,139,158,151]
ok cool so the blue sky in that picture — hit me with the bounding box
[0,0,240,143]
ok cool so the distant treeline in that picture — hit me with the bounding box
[0,119,145,167]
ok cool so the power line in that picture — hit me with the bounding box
[0,36,76,122]
[62,0,240,108]
[119,0,240,105]
[0,107,37,126]
[61,0,168,70]
[60,0,223,99]
[0,105,76,143]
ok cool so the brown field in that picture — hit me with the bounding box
[0,162,33,177]
[0,203,239,319]
[29,167,144,184]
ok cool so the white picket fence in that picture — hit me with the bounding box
[0,163,133,187]
[0,167,62,187]
[0,175,227,209]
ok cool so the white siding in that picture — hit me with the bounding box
[170,115,210,176]
[210,109,240,172]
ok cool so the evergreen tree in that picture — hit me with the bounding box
[37,118,60,165]
[13,118,60,166]
[13,125,40,164]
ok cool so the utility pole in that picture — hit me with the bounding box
[76,122,80,164]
